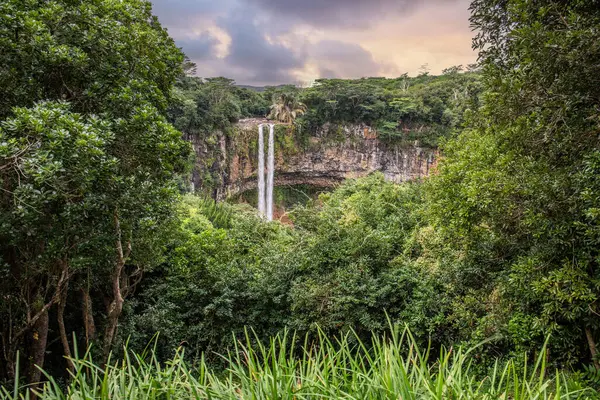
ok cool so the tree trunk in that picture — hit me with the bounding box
[103,208,130,360]
[5,263,69,383]
[81,287,96,349]
[585,327,600,369]
[102,283,124,360]
[57,282,74,373]
[27,308,48,386]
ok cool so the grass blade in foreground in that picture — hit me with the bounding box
[1,327,597,399]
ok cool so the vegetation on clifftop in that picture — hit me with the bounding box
[168,70,481,148]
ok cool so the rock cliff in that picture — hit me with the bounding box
[187,119,438,200]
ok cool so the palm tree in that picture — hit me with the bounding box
[268,93,307,124]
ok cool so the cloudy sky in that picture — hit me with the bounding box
[150,0,477,86]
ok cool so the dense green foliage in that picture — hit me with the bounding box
[169,77,270,135]
[299,72,481,145]
[120,176,430,365]
[121,196,295,363]
[423,0,600,365]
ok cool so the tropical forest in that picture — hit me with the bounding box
[1,0,600,398]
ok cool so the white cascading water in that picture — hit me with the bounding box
[266,124,275,221]
[257,124,266,217]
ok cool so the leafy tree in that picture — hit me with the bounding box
[287,175,428,339]
[425,0,600,366]
[0,103,114,380]
[0,0,188,382]
[268,93,307,124]
[168,76,270,137]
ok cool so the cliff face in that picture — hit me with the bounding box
[188,119,438,200]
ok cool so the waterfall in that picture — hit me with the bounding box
[257,124,266,217]
[266,124,275,221]
[256,123,276,221]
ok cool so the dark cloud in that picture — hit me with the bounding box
[151,0,227,27]
[150,0,306,84]
[246,0,459,28]
[218,9,307,83]
[175,33,220,61]
[312,40,386,78]
[319,68,338,79]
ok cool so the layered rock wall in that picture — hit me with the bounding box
[188,119,438,200]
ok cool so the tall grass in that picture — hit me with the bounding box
[1,327,597,399]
